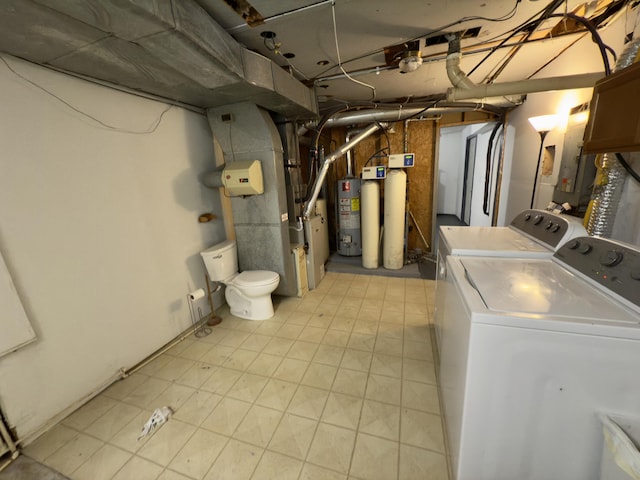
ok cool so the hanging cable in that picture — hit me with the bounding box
[615,153,640,183]
[330,0,376,99]
[483,119,505,215]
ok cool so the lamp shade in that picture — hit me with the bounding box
[528,114,559,133]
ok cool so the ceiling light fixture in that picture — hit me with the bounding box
[398,51,423,74]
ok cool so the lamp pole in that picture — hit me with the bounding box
[530,129,550,209]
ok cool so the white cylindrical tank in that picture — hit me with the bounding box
[337,178,362,256]
[200,240,238,281]
[361,180,380,269]
[383,170,406,270]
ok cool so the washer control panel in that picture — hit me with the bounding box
[510,209,586,248]
[555,236,640,307]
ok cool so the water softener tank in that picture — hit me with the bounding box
[383,169,406,269]
[361,180,380,268]
[337,178,362,256]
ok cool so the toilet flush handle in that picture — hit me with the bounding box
[212,255,222,259]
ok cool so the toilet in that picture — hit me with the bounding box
[200,240,280,321]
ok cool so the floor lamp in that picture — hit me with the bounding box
[528,114,559,209]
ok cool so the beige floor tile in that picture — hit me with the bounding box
[378,322,405,339]
[382,301,405,315]
[138,356,172,377]
[400,408,445,453]
[339,305,361,319]
[226,373,269,403]
[365,374,402,405]
[157,470,193,480]
[359,400,400,441]
[347,333,375,354]
[402,380,440,414]
[201,396,252,436]
[234,319,261,333]
[340,297,363,309]
[204,439,263,480]
[286,340,319,361]
[374,337,403,357]
[273,358,310,383]
[402,358,437,385]
[217,330,252,349]
[298,326,327,343]
[200,367,242,395]
[350,433,399,480]
[404,313,429,327]
[255,379,298,411]
[399,444,449,480]
[62,396,118,431]
[166,338,196,356]
[251,450,303,480]
[340,349,372,373]
[301,363,337,390]
[263,337,295,356]
[315,303,340,317]
[153,384,196,412]
[329,316,356,332]
[179,341,215,361]
[306,423,356,475]
[200,344,235,367]
[45,432,103,476]
[84,401,142,442]
[246,352,283,377]
[287,385,328,420]
[137,419,196,467]
[255,321,284,336]
[331,368,368,398]
[168,428,228,479]
[320,393,362,430]
[404,301,428,315]
[112,456,163,480]
[358,307,382,322]
[153,357,195,382]
[276,323,305,340]
[285,312,313,326]
[176,363,216,389]
[370,353,403,378]
[312,345,345,367]
[240,333,272,352]
[404,325,431,345]
[24,424,79,462]
[122,377,171,409]
[404,339,432,361]
[352,320,379,336]
[223,348,260,371]
[109,410,155,453]
[233,405,282,447]
[69,444,131,480]
[307,313,333,329]
[172,391,222,426]
[102,374,149,401]
[267,413,317,459]
[380,310,405,324]
[299,462,347,480]
[272,309,295,322]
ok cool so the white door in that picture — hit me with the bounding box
[0,250,36,358]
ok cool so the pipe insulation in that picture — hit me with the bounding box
[447,73,603,101]
[445,34,476,90]
[361,181,380,269]
[303,123,383,219]
[383,170,407,270]
[587,38,640,237]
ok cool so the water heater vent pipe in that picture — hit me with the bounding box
[303,122,384,219]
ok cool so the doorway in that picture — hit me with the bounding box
[460,135,477,225]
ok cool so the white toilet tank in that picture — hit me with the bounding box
[200,240,238,282]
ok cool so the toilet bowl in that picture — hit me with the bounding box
[200,240,280,320]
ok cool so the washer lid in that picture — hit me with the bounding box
[234,270,279,287]
[440,226,549,257]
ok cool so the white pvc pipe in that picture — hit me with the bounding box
[383,170,407,270]
[447,72,603,101]
[361,181,380,269]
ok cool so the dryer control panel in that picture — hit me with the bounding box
[510,209,586,249]
[555,236,640,308]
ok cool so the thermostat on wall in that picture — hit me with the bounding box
[388,153,415,168]
[362,166,386,179]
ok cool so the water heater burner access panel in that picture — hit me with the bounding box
[388,153,415,168]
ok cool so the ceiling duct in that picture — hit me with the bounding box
[0,0,317,117]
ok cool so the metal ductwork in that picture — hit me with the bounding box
[0,0,317,117]
[444,34,603,102]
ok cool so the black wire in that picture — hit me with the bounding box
[615,153,640,183]
[375,120,392,152]
[364,147,390,167]
[483,120,504,215]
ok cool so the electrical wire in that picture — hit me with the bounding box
[0,55,172,135]
[364,147,390,167]
[615,153,640,183]
[483,119,505,215]
[330,0,376,99]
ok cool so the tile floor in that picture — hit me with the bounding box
[25,272,448,480]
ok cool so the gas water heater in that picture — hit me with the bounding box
[337,178,361,256]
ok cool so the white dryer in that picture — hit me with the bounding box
[438,236,640,480]
[435,209,587,349]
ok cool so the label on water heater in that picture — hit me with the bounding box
[351,198,360,211]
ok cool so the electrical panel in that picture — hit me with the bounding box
[362,166,386,179]
[389,153,415,168]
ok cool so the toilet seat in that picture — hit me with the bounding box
[233,270,279,287]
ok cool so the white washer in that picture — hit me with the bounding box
[435,209,586,350]
[438,236,640,480]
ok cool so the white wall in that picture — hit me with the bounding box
[437,125,466,215]
[0,56,226,440]
[502,14,633,236]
